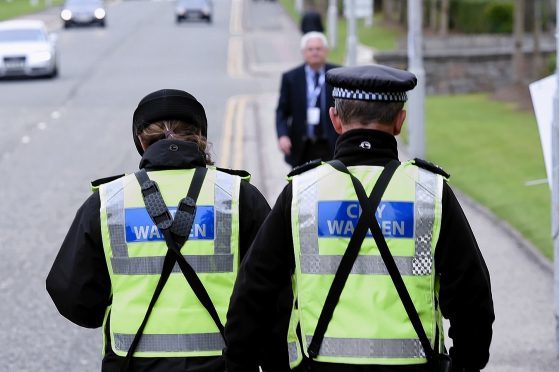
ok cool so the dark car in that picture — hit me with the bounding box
[61,0,106,28]
[175,0,212,23]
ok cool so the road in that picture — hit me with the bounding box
[0,0,273,370]
[1,0,559,371]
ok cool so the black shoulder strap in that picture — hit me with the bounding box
[287,159,322,177]
[121,167,223,371]
[414,158,450,179]
[311,159,437,362]
[307,160,401,359]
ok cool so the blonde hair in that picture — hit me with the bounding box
[139,120,214,165]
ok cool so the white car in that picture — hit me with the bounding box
[0,20,59,78]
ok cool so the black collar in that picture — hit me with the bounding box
[333,129,399,166]
[139,139,206,170]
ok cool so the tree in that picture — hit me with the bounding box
[532,0,543,78]
[439,0,449,36]
[429,0,438,32]
[513,0,525,84]
[383,0,395,23]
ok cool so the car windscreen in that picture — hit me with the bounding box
[0,29,46,43]
[65,0,103,7]
[177,0,207,7]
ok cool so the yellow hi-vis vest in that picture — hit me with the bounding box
[287,161,444,367]
[98,167,241,358]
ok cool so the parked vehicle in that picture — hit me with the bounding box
[61,0,106,28]
[175,0,212,23]
[0,20,58,79]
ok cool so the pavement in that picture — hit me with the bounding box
[8,0,559,371]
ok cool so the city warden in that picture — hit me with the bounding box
[225,65,494,372]
[46,89,270,372]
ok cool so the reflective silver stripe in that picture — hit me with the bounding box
[214,172,233,255]
[105,179,128,257]
[297,180,319,255]
[114,333,224,353]
[288,341,299,364]
[111,254,234,274]
[305,336,425,359]
[413,169,436,275]
[300,254,414,275]
[296,167,438,276]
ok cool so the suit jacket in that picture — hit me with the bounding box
[276,63,339,167]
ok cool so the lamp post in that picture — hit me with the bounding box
[407,0,425,159]
[328,0,338,49]
[552,0,559,356]
[347,0,357,66]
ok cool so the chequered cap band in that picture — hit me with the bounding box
[332,87,408,102]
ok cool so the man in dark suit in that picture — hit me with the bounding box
[276,32,339,167]
[300,10,324,34]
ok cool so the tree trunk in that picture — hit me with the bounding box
[399,0,407,26]
[429,0,438,32]
[513,0,525,85]
[383,0,394,23]
[533,0,543,78]
[439,0,449,35]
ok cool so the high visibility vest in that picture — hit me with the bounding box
[98,167,241,358]
[287,161,444,367]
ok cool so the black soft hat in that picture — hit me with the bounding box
[327,64,417,102]
[132,89,208,155]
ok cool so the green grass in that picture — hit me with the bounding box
[329,16,401,64]
[415,94,551,258]
[0,0,64,21]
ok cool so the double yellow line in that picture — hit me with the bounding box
[220,95,249,169]
[221,1,248,169]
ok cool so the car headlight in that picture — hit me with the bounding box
[29,51,52,63]
[176,6,186,14]
[94,8,106,19]
[61,9,72,21]
[202,6,210,14]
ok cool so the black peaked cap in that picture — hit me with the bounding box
[132,89,208,155]
[327,65,417,102]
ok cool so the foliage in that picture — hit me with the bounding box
[449,0,514,34]
[484,2,514,33]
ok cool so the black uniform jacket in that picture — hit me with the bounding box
[46,139,272,372]
[276,63,340,166]
[224,129,495,372]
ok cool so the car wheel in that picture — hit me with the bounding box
[206,15,212,23]
[64,22,70,29]
[49,65,58,79]
[176,16,182,23]
[99,21,106,27]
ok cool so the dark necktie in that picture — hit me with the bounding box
[314,71,323,138]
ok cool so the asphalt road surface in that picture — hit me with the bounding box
[2,0,559,371]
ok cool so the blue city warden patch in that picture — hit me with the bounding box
[125,206,215,242]
[317,201,414,238]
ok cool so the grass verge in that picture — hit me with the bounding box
[420,94,551,258]
[1,0,64,21]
